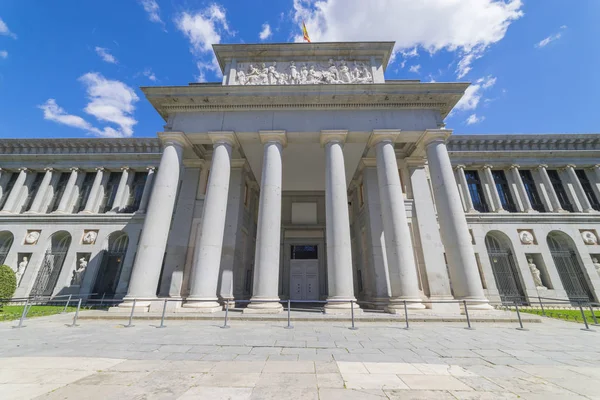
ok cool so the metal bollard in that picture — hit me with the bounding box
[68,298,82,327]
[157,299,168,329]
[13,298,30,329]
[62,294,72,314]
[124,299,136,328]
[221,300,231,329]
[514,301,527,331]
[578,302,593,332]
[100,293,106,308]
[403,300,409,330]
[349,301,358,330]
[464,300,474,330]
[284,299,293,329]
[538,296,546,317]
[589,304,599,326]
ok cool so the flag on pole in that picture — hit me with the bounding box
[302,21,311,43]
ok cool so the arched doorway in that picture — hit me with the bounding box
[0,231,14,265]
[93,231,129,298]
[547,232,593,303]
[31,231,72,297]
[485,232,526,305]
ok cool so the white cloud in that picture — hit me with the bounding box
[292,0,523,78]
[466,114,485,125]
[39,73,139,138]
[409,64,421,74]
[455,75,496,111]
[175,4,232,81]
[142,68,157,82]
[259,23,272,40]
[95,47,117,64]
[0,50,7,59]
[0,17,17,39]
[139,0,165,28]
[535,26,567,48]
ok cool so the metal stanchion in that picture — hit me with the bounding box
[349,301,358,330]
[284,299,293,329]
[68,298,82,327]
[538,296,546,317]
[589,304,599,327]
[403,300,409,330]
[221,301,231,329]
[514,301,527,331]
[464,300,474,330]
[62,294,72,314]
[100,293,105,308]
[578,302,593,332]
[157,299,168,329]
[13,298,30,329]
[124,299,136,328]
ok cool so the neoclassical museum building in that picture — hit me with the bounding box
[1,42,599,313]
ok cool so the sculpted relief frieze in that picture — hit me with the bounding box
[235,59,373,86]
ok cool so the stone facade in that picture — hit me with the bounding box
[1,42,599,314]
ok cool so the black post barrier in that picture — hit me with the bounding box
[514,301,527,331]
[157,299,168,329]
[13,298,30,329]
[62,294,72,314]
[403,300,409,330]
[349,300,358,330]
[589,304,599,327]
[464,300,474,330]
[284,299,293,329]
[100,293,105,308]
[578,302,593,332]
[124,299,136,328]
[538,296,546,316]
[68,298,82,327]
[221,301,231,329]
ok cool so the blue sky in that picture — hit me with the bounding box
[0,0,598,139]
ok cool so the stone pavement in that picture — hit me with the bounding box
[0,313,599,399]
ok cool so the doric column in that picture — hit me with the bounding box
[537,164,563,212]
[322,131,356,313]
[508,165,534,212]
[482,165,505,212]
[370,131,423,311]
[81,168,105,213]
[55,168,79,213]
[27,168,53,213]
[136,167,156,213]
[185,132,235,312]
[565,164,594,213]
[246,131,286,313]
[454,164,476,212]
[122,134,185,305]
[110,167,130,212]
[0,168,28,213]
[424,130,490,309]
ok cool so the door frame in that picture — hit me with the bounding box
[282,236,326,300]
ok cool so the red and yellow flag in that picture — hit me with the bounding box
[302,21,311,43]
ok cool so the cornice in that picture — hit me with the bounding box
[0,213,145,224]
[0,138,162,156]
[466,213,600,224]
[448,134,600,153]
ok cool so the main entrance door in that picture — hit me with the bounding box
[290,245,319,301]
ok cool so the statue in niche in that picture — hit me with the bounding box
[528,257,546,289]
[71,257,88,286]
[593,257,600,277]
[15,256,28,286]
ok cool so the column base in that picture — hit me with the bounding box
[525,209,539,214]
[110,297,154,313]
[385,298,426,314]
[459,297,493,311]
[182,298,222,313]
[324,298,360,314]
[244,298,283,314]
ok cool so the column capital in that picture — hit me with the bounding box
[510,164,521,170]
[208,131,237,147]
[565,164,577,170]
[69,167,80,172]
[95,167,105,172]
[259,130,287,147]
[158,131,188,148]
[146,166,156,172]
[593,164,600,170]
[422,129,452,147]
[367,129,400,147]
[43,167,54,172]
[454,164,466,170]
[320,130,348,147]
[537,164,548,170]
[482,164,494,170]
[121,166,130,172]
[18,167,28,172]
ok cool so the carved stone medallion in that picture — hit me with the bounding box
[581,230,598,245]
[82,230,98,245]
[519,230,535,245]
[24,230,41,245]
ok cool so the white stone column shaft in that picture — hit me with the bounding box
[455,165,475,212]
[55,168,79,213]
[508,165,534,212]
[111,167,130,212]
[124,140,183,301]
[374,139,423,310]
[27,168,53,213]
[136,167,155,213]
[1,168,28,213]
[186,139,233,311]
[82,168,105,213]
[247,135,285,313]
[537,164,563,212]
[322,132,356,312]
[482,165,505,212]
[565,164,594,212]
[425,132,490,309]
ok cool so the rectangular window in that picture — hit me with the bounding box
[74,173,96,213]
[49,173,70,212]
[24,173,44,211]
[464,170,489,212]
[125,172,147,213]
[491,170,517,212]
[101,172,121,213]
[547,170,574,212]
[291,245,318,260]
[575,170,600,211]
[519,170,545,212]
[0,173,18,210]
